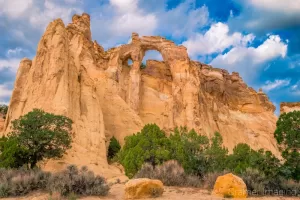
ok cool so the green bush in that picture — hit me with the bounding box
[0,105,8,118]
[225,143,280,178]
[107,136,121,160]
[275,111,300,180]
[118,124,171,178]
[135,160,201,187]
[47,165,109,197]
[204,132,228,173]
[168,127,210,177]
[0,109,73,169]
[118,123,298,196]
[0,136,28,168]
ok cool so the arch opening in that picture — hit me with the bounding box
[139,49,173,131]
[141,50,163,69]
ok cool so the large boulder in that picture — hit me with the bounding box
[124,178,164,199]
[213,173,248,198]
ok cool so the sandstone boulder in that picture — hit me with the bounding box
[213,173,247,198]
[124,178,164,199]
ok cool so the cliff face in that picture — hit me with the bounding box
[0,114,4,132]
[280,102,300,114]
[1,13,280,175]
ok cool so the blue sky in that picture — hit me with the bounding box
[0,0,299,114]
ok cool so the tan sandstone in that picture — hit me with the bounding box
[1,13,280,176]
[0,114,4,132]
[124,178,164,199]
[280,102,300,115]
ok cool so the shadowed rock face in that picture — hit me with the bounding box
[1,13,280,175]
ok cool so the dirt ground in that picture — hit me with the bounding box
[2,184,299,200]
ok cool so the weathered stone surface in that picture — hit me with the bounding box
[0,115,4,132]
[125,178,164,199]
[1,13,280,175]
[213,173,248,198]
[280,102,300,115]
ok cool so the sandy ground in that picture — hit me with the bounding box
[2,184,299,200]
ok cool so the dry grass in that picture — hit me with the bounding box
[0,168,50,197]
[135,160,201,187]
[0,165,110,198]
[202,170,229,190]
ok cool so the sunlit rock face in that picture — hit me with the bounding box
[1,13,280,176]
[280,102,300,114]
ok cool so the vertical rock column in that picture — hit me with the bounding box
[162,45,198,130]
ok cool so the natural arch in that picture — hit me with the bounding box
[105,33,197,130]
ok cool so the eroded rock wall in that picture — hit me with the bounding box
[2,13,281,175]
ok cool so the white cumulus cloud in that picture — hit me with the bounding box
[210,35,287,82]
[182,22,255,57]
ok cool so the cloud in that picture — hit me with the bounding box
[0,0,82,29]
[182,22,255,57]
[0,0,33,18]
[6,47,26,58]
[91,0,158,48]
[0,58,20,72]
[231,0,300,32]
[0,83,13,100]
[291,81,300,95]
[261,79,291,92]
[91,0,210,48]
[210,35,287,81]
[157,1,209,38]
[248,0,300,14]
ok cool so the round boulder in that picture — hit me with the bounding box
[212,173,248,198]
[125,178,164,199]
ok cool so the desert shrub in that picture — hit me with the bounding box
[240,168,300,197]
[202,170,229,190]
[225,143,280,178]
[118,124,171,178]
[168,127,210,177]
[2,109,73,169]
[0,168,51,197]
[204,132,228,173]
[0,136,29,168]
[279,179,300,196]
[275,111,300,180]
[47,165,109,197]
[107,136,121,160]
[240,168,269,195]
[0,105,8,117]
[135,160,201,187]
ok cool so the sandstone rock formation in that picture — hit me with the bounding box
[124,178,164,199]
[1,13,280,175]
[0,114,4,132]
[280,102,300,114]
[213,173,248,198]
